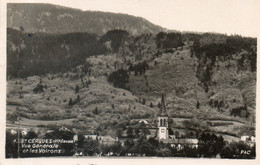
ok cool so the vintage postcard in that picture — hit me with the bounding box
[1,0,259,164]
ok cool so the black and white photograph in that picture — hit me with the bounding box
[1,0,259,163]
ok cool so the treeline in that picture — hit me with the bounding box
[100,29,129,52]
[230,105,250,118]
[194,34,257,71]
[128,61,149,76]
[191,34,256,92]
[7,28,129,78]
[156,32,183,49]
[8,28,256,80]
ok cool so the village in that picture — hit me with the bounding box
[6,94,255,158]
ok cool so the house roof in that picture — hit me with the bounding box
[84,135,98,139]
[59,126,71,132]
[98,136,116,142]
[84,135,117,142]
[161,138,198,144]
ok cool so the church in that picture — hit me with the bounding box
[157,94,198,149]
[157,94,169,141]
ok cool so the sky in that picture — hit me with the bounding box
[3,0,260,36]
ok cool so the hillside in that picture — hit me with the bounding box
[6,3,257,140]
[7,54,157,137]
[7,3,165,36]
[6,30,256,140]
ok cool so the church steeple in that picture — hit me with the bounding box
[157,94,169,141]
[159,94,167,116]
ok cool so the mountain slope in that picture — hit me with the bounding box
[6,32,256,139]
[7,3,166,35]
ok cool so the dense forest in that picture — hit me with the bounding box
[7,28,131,78]
[7,28,256,79]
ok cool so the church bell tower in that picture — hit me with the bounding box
[157,94,169,141]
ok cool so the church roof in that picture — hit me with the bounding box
[159,94,167,116]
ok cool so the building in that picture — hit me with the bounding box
[84,135,98,140]
[241,135,255,147]
[98,136,118,145]
[157,94,169,141]
[84,135,118,145]
[139,119,149,125]
[157,94,198,148]
[59,126,72,132]
[10,129,17,135]
[241,135,255,142]
[161,138,199,150]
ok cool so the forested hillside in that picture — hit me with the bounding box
[7,27,257,139]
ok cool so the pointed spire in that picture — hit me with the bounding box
[160,93,167,115]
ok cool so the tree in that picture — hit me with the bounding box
[130,136,156,156]
[108,69,129,89]
[33,83,44,93]
[24,131,38,139]
[158,102,161,109]
[135,129,140,138]
[93,107,99,115]
[178,146,198,157]
[198,133,225,158]
[196,101,200,109]
[6,131,18,158]
[220,141,255,159]
[127,127,134,138]
[142,98,146,105]
[68,98,73,106]
[110,141,122,155]
[83,139,100,156]
[76,95,80,103]
[75,85,80,93]
[121,139,135,155]
[154,61,158,66]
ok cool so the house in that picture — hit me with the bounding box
[241,135,255,142]
[84,135,98,140]
[241,135,255,147]
[139,120,148,125]
[98,136,118,145]
[169,135,176,139]
[73,134,78,142]
[84,135,118,145]
[46,130,54,133]
[59,126,72,132]
[161,138,198,150]
[10,129,17,135]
